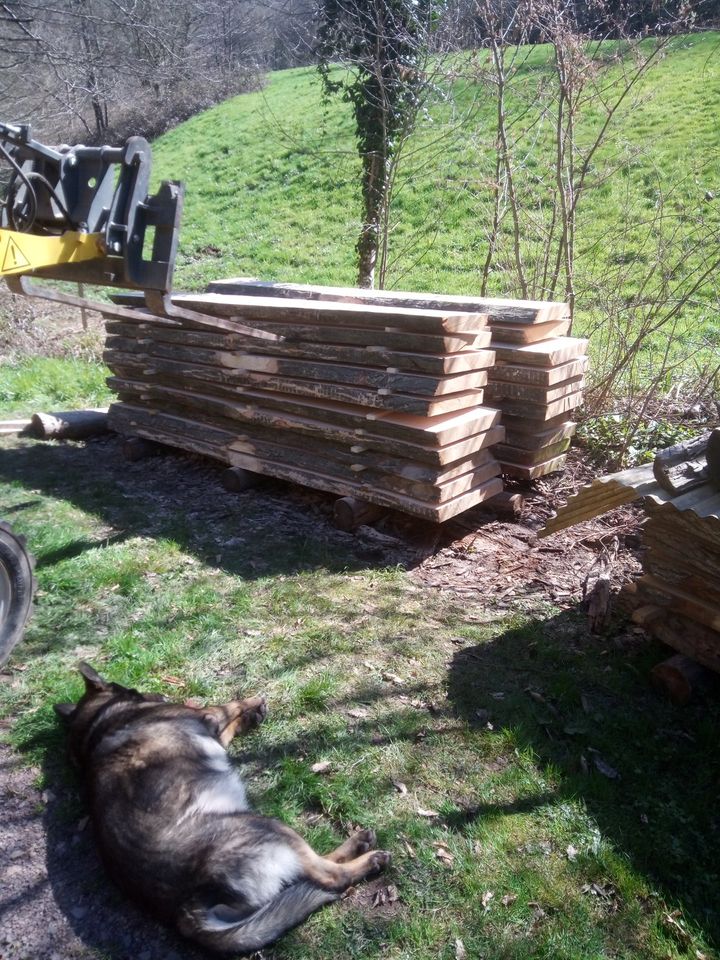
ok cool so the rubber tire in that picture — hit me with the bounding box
[0,521,36,668]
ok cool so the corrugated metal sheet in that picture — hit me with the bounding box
[539,462,720,538]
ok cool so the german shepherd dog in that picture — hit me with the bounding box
[54,664,390,954]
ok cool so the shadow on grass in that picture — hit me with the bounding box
[0,436,421,583]
[446,607,720,947]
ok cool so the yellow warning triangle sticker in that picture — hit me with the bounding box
[2,237,30,273]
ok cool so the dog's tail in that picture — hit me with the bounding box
[179,882,339,954]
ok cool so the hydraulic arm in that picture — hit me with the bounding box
[0,121,183,291]
[0,121,277,340]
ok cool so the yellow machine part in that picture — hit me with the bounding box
[0,227,104,277]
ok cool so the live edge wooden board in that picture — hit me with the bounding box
[104,294,505,522]
[204,279,588,479]
[104,282,587,518]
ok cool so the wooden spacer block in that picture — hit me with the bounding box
[333,496,384,532]
[122,437,160,462]
[486,490,524,518]
[651,653,715,706]
[222,466,262,493]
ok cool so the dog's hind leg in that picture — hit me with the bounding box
[326,828,378,863]
[293,838,390,890]
[179,881,339,954]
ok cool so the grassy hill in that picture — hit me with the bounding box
[153,32,720,392]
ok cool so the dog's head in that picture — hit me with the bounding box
[54,663,168,767]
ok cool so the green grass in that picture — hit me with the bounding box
[149,32,720,385]
[0,356,112,417]
[1,434,719,959]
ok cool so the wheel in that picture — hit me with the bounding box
[0,521,36,667]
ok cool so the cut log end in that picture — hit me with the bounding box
[30,408,109,441]
[486,490,524,519]
[221,466,262,493]
[333,496,384,532]
[651,653,715,706]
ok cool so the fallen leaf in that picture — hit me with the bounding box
[372,888,387,908]
[392,780,408,795]
[310,760,332,774]
[381,671,405,685]
[435,846,454,866]
[481,890,494,909]
[454,938,467,960]
[566,844,578,861]
[592,755,620,779]
[347,708,368,719]
[386,884,399,903]
[416,807,440,818]
[662,910,691,946]
[501,893,518,907]
[161,674,184,686]
[402,839,416,859]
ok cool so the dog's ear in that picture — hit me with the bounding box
[54,702,76,722]
[78,662,109,693]
[201,712,222,739]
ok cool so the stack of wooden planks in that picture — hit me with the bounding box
[103,293,505,522]
[206,279,588,479]
[539,450,720,692]
[631,489,720,677]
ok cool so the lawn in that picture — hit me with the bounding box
[1,433,718,959]
[1,29,720,960]
[150,32,720,388]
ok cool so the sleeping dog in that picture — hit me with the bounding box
[55,664,390,953]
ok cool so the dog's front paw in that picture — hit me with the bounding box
[241,695,267,729]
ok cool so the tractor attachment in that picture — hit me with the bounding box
[0,120,278,339]
[0,121,182,293]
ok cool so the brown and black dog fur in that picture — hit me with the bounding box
[55,664,390,954]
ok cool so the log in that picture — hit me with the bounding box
[653,431,711,494]
[222,466,262,493]
[651,654,715,706]
[333,497,384,532]
[642,610,720,675]
[30,408,109,440]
